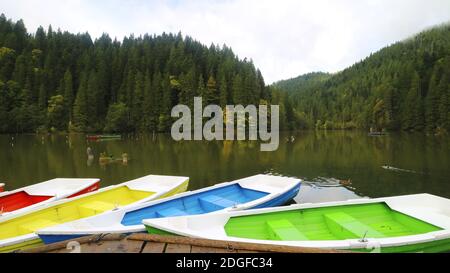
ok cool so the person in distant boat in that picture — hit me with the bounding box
[86,147,94,166]
[122,153,129,165]
[87,147,94,158]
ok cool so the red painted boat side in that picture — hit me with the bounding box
[67,181,101,198]
[0,191,52,212]
[0,181,100,213]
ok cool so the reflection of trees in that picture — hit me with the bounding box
[0,132,449,199]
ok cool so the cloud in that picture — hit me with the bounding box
[1,0,450,83]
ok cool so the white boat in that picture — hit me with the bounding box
[0,174,189,253]
[36,174,301,245]
[0,178,100,217]
[142,193,450,253]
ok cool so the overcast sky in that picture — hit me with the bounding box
[1,0,450,83]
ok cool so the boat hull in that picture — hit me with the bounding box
[145,225,450,253]
[0,175,189,253]
[37,175,301,246]
[143,194,450,253]
[0,179,101,215]
[0,238,43,253]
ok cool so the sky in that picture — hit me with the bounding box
[1,0,450,84]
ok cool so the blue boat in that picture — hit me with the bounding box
[36,174,301,244]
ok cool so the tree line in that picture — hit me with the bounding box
[0,14,297,134]
[274,24,450,133]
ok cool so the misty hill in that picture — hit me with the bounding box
[280,24,450,132]
[272,72,331,94]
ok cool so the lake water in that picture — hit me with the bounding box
[1,131,449,203]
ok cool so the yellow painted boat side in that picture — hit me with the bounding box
[156,179,189,200]
[0,179,189,253]
[0,238,43,253]
[0,186,155,241]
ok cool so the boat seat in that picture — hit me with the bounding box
[266,219,308,240]
[19,219,59,233]
[199,195,237,212]
[324,212,384,239]
[78,201,115,217]
[156,207,188,218]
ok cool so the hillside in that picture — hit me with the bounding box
[282,24,450,132]
[0,14,296,133]
[272,72,331,94]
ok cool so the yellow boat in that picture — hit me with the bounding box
[0,175,189,252]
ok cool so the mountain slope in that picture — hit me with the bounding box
[0,14,279,133]
[272,72,331,94]
[282,24,450,132]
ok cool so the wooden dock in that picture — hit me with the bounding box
[21,234,349,253]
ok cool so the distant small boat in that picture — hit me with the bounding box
[0,179,100,218]
[143,194,450,253]
[368,132,388,136]
[86,135,121,141]
[36,175,301,245]
[0,183,5,192]
[0,174,189,253]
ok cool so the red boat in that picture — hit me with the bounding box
[0,178,100,216]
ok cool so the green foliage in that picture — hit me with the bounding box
[104,102,130,133]
[277,24,450,133]
[0,14,274,133]
[47,95,65,130]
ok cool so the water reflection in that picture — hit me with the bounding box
[0,131,449,203]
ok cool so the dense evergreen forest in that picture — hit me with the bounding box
[274,72,331,94]
[0,14,296,134]
[1,14,448,134]
[274,24,450,133]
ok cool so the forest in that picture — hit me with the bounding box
[1,13,449,134]
[0,14,295,134]
[274,24,450,133]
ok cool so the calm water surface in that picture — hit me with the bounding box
[0,131,449,204]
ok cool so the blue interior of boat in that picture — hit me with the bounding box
[121,184,269,226]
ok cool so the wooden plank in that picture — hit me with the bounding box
[191,246,235,253]
[21,234,127,253]
[122,238,145,253]
[129,234,354,253]
[22,233,356,253]
[165,243,192,253]
[141,242,166,253]
[237,250,264,253]
[81,241,126,253]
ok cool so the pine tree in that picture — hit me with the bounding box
[179,67,196,108]
[158,74,172,132]
[142,71,152,130]
[62,70,73,123]
[132,70,144,130]
[425,71,440,131]
[219,74,228,108]
[438,72,450,130]
[232,74,243,104]
[197,74,206,101]
[204,74,218,105]
[73,72,88,131]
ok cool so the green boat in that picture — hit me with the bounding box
[143,194,450,253]
[86,134,121,140]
